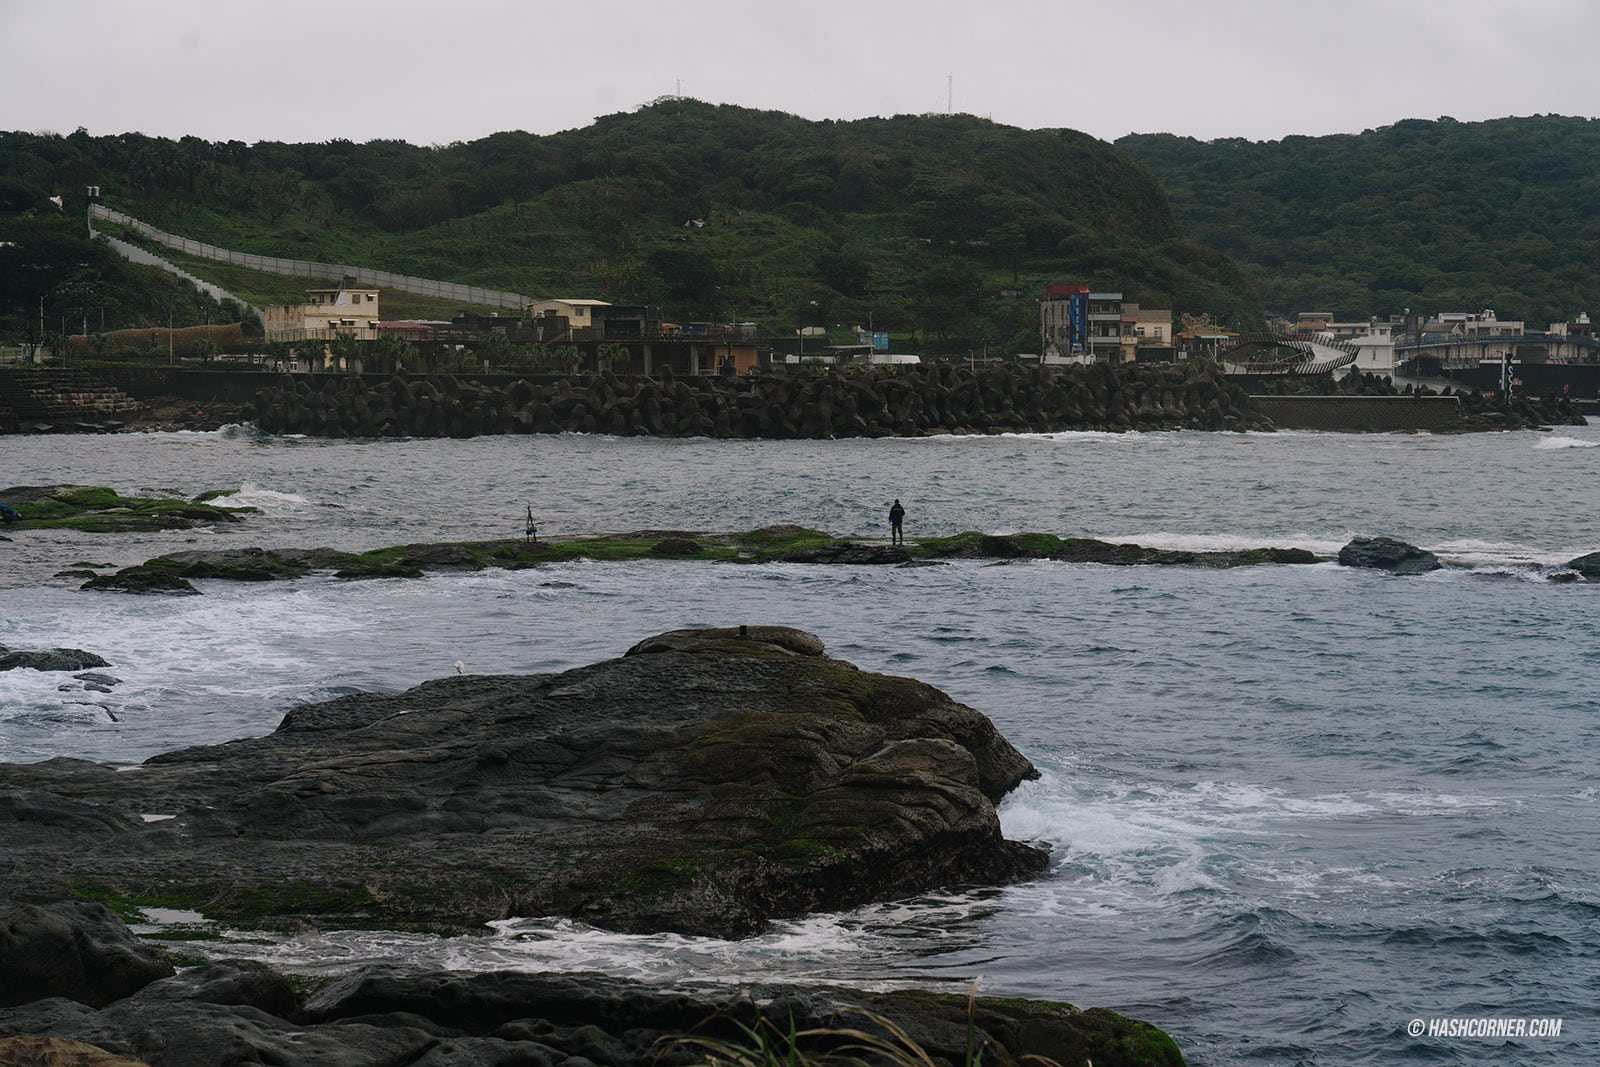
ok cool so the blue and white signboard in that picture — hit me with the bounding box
[873,331,889,351]
[1068,293,1088,355]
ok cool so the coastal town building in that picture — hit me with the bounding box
[1547,312,1594,339]
[1426,309,1524,339]
[1345,321,1397,376]
[262,281,380,343]
[1039,284,1173,364]
[527,299,611,337]
[1121,303,1174,362]
[1039,283,1089,361]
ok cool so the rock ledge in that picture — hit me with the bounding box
[0,627,1044,938]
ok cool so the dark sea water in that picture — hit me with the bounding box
[3,425,1598,1065]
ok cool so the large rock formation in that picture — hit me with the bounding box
[1336,536,1442,575]
[0,627,1044,938]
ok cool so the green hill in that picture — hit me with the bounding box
[2,101,1261,352]
[1118,115,1600,323]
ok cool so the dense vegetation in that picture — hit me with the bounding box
[0,214,254,348]
[1119,115,1600,324]
[1,100,1261,353]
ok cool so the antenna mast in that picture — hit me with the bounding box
[947,73,952,113]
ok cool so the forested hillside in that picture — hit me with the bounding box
[1119,115,1600,323]
[2,100,1260,351]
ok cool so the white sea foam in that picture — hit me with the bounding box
[167,907,985,989]
[1361,790,1507,815]
[1533,435,1598,449]
[230,483,312,509]
[1098,530,1348,556]
[921,430,1135,443]
[1428,537,1572,568]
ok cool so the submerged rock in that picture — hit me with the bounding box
[0,648,111,672]
[79,571,200,595]
[0,626,1044,938]
[1565,551,1600,580]
[1337,536,1441,574]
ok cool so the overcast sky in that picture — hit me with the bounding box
[5,0,1599,146]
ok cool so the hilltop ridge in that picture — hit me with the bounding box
[1119,114,1600,322]
[2,101,1260,349]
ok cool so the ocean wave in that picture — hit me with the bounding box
[1189,910,1302,967]
[1428,537,1581,569]
[148,899,998,991]
[1533,435,1598,449]
[920,430,1138,443]
[1099,530,1348,555]
[230,483,313,509]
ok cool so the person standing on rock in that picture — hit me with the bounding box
[888,499,906,545]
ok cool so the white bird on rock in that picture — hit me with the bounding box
[453,659,465,675]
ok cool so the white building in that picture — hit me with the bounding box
[263,284,380,341]
[1345,321,1397,376]
[527,299,611,331]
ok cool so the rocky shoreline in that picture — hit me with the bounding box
[76,527,1322,594]
[0,902,1182,1067]
[0,626,1187,1065]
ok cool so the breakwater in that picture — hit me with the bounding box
[1252,394,1464,431]
[253,361,1271,438]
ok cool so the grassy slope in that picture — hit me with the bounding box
[2,102,1265,345]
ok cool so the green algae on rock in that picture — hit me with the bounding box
[82,525,1321,593]
[0,485,255,533]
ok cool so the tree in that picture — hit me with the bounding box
[328,331,364,372]
[816,248,872,297]
[370,332,415,373]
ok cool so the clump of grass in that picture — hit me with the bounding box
[660,981,1064,1067]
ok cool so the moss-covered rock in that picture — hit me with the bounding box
[0,485,254,533]
[83,528,1327,594]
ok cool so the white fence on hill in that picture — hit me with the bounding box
[89,204,532,311]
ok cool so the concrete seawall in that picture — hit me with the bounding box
[1251,395,1463,432]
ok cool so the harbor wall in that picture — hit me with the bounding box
[1251,395,1464,432]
